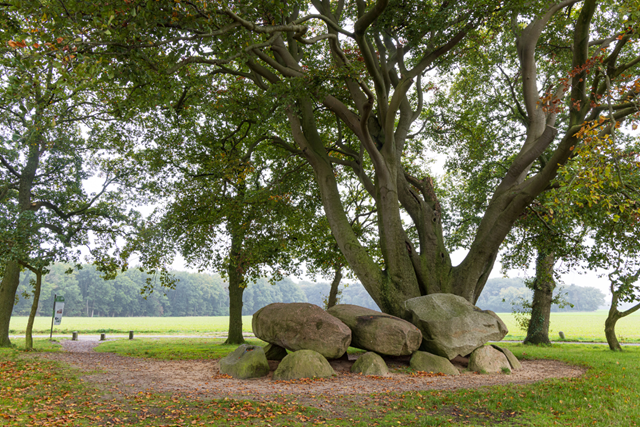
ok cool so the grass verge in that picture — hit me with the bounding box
[1,340,639,426]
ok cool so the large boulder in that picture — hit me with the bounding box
[219,345,270,379]
[468,345,511,374]
[252,303,352,359]
[405,294,508,359]
[350,352,390,376]
[327,304,422,356]
[410,351,459,376]
[272,350,336,380]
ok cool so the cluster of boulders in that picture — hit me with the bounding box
[219,294,522,380]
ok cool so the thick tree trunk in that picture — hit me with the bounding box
[524,252,556,345]
[225,223,246,345]
[0,262,21,347]
[326,265,342,309]
[25,270,43,351]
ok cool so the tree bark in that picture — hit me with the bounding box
[25,269,43,351]
[326,265,342,309]
[0,261,21,347]
[524,251,556,345]
[605,290,640,351]
[0,139,41,347]
[605,307,622,351]
[225,223,246,345]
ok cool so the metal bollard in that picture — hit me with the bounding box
[129,331,134,340]
[100,333,106,341]
[559,331,565,340]
[72,331,78,341]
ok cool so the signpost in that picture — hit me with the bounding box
[50,294,65,340]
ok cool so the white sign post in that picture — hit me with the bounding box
[50,295,65,339]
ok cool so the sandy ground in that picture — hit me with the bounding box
[31,339,586,400]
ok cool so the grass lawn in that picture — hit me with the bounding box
[8,315,255,335]
[1,339,639,426]
[9,311,640,343]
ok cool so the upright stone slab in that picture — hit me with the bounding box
[252,303,352,359]
[405,294,508,359]
[327,304,422,356]
[490,345,523,370]
[219,345,270,379]
[272,350,336,380]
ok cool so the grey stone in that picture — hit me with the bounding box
[410,351,459,376]
[219,345,270,379]
[272,350,336,380]
[468,346,511,374]
[252,303,351,359]
[263,343,288,361]
[405,294,508,359]
[350,352,389,376]
[327,304,422,356]
[490,345,523,370]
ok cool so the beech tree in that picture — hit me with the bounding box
[117,76,326,344]
[427,0,639,338]
[0,3,139,347]
[20,0,640,321]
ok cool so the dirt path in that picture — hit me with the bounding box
[35,340,586,400]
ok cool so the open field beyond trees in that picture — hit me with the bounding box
[1,340,639,426]
[9,311,640,343]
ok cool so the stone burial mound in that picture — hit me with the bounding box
[219,298,521,380]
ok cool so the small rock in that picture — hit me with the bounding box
[410,351,459,376]
[219,345,270,379]
[490,345,523,370]
[468,346,511,374]
[273,350,336,380]
[263,343,288,361]
[350,352,389,376]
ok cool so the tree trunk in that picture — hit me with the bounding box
[0,140,41,347]
[605,307,622,351]
[25,269,43,351]
[524,251,556,345]
[0,261,21,347]
[326,265,342,309]
[225,223,246,345]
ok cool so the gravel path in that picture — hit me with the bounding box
[34,339,587,400]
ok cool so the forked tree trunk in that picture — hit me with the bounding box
[25,269,43,351]
[524,252,556,345]
[0,262,21,347]
[326,265,342,309]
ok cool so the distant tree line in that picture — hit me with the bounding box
[476,278,606,313]
[11,264,379,317]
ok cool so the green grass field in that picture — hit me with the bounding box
[2,340,640,426]
[9,310,640,342]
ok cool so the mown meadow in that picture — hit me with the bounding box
[9,311,640,343]
[1,339,639,426]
